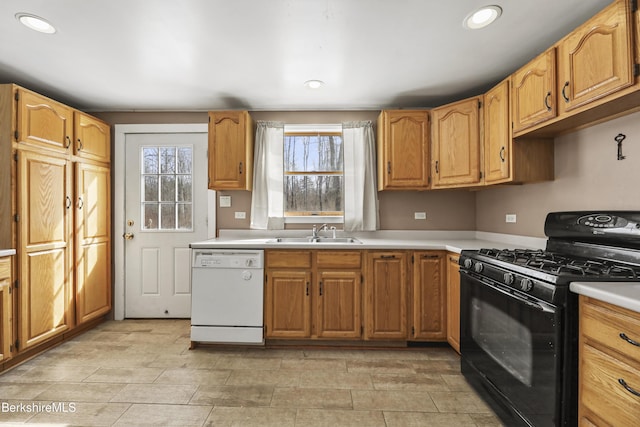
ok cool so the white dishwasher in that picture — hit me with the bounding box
[190,249,264,345]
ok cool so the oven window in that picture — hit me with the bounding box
[471,296,533,385]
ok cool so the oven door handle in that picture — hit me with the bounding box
[464,272,556,314]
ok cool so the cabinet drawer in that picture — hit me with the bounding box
[580,344,640,426]
[0,257,10,281]
[266,251,312,268]
[581,298,640,364]
[316,251,361,269]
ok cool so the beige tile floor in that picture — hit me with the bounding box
[0,320,504,426]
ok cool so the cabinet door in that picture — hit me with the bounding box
[265,270,311,338]
[483,80,511,184]
[16,88,73,153]
[17,151,73,350]
[0,257,12,361]
[74,112,110,163]
[446,254,460,353]
[365,252,408,340]
[412,252,446,341]
[208,111,253,190]
[316,270,361,339]
[75,163,111,324]
[431,97,481,188]
[512,49,557,134]
[558,0,634,114]
[377,110,429,190]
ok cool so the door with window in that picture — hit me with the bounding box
[124,132,207,318]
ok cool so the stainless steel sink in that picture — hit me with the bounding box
[267,237,361,244]
[314,237,361,244]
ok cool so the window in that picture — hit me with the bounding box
[141,145,193,230]
[283,131,343,217]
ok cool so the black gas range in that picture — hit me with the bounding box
[459,211,640,427]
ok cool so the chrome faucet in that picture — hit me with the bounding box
[312,223,329,238]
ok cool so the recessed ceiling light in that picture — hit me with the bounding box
[16,13,56,34]
[463,5,502,30]
[304,80,325,89]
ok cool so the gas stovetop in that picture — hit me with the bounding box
[475,248,640,280]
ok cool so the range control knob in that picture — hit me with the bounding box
[463,259,473,269]
[519,278,533,292]
[474,262,484,273]
[503,273,515,285]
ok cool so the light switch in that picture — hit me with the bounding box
[235,211,246,219]
[219,195,231,207]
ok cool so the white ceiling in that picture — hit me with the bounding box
[0,0,612,112]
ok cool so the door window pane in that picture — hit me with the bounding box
[141,145,193,231]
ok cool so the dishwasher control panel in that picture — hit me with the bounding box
[192,249,264,269]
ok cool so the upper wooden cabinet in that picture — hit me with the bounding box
[208,111,254,190]
[513,0,639,137]
[74,112,110,163]
[557,0,634,114]
[484,79,555,185]
[15,88,73,153]
[411,252,446,341]
[377,110,430,190]
[431,97,482,188]
[512,49,557,135]
[484,79,511,184]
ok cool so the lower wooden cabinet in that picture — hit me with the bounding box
[364,251,408,340]
[265,269,312,338]
[17,150,74,351]
[75,162,111,325]
[265,249,451,345]
[317,270,361,339]
[0,256,13,361]
[446,254,460,353]
[411,252,446,341]
[264,250,362,339]
[578,296,640,426]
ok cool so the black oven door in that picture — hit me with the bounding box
[460,270,562,427]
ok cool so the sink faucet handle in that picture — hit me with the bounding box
[330,226,337,239]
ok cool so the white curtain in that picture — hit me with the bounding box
[343,121,379,231]
[250,121,285,230]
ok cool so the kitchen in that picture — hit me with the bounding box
[1,0,640,425]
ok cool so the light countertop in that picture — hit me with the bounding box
[190,230,547,254]
[0,249,16,257]
[570,282,640,314]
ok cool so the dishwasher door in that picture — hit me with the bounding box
[190,249,264,344]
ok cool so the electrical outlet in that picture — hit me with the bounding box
[414,212,427,220]
[506,214,517,223]
[235,211,246,219]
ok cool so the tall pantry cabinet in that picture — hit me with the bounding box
[0,84,111,355]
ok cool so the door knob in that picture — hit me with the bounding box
[123,233,134,240]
